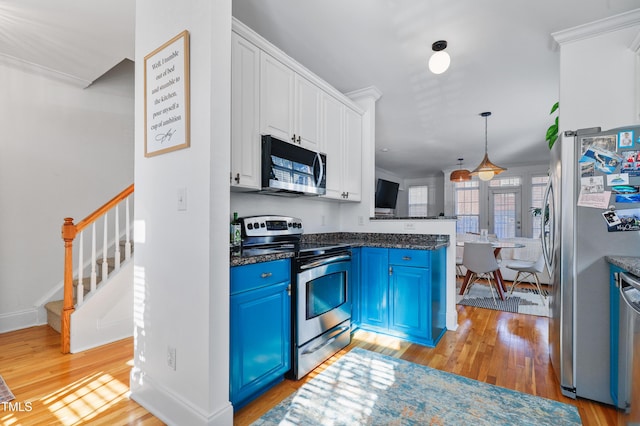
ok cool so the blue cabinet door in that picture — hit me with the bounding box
[360,247,389,330]
[389,264,430,339]
[230,261,290,408]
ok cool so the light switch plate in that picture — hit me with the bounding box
[177,187,187,211]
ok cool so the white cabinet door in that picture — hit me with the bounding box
[295,75,322,151]
[231,33,261,191]
[321,93,344,199]
[343,107,363,201]
[260,52,294,143]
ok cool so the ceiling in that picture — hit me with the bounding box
[232,0,640,178]
[1,1,638,179]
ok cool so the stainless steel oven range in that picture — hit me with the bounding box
[238,215,351,380]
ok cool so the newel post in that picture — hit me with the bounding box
[61,217,77,354]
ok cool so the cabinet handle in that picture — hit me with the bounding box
[291,134,297,143]
[345,192,349,198]
[261,272,272,279]
[287,284,291,296]
[389,266,393,275]
[402,256,412,261]
[296,135,301,144]
[234,173,240,184]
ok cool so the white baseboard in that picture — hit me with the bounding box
[0,307,47,333]
[130,369,233,426]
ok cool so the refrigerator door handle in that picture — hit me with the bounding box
[541,179,553,275]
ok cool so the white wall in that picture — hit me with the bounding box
[230,193,342,233]
[0,59,134,332]
[131,1,233,425]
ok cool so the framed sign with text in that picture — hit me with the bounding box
[144,30,190,157]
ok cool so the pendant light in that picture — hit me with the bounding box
[428,40,450,74]
[470,112,507,181]
[450,158,471,182]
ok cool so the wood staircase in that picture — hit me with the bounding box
[50,184,134,353]
[44,240,133,334]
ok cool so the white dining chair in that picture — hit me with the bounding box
[505,254,546,304]
[461,242,501,305]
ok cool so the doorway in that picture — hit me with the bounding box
[489,188,521,238]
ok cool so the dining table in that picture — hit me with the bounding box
[457,240,526,301]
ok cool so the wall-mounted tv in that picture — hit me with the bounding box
[375,179,400,209]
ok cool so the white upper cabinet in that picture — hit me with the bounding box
[259,52,295,144]
[231,33,261,191]
[322,93,344,199]
[343,107,363,201]
[260,52,322,151]
[294,75,322,151]
[321,94,362,202]
[231,19,364,200]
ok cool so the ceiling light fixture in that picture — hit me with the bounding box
[450,158,471,182]
[470,112,507,181]
[428,40,450,74]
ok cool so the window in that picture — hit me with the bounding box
[454,181,479,234]
[408,186,429,216]
[531,175,549,238]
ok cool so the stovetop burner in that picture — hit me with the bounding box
[235,215,351,258]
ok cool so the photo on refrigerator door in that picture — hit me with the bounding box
[580,147,623,174]
[621,150,640,177]
[580,134,617,155]
[618,130,635,149]
[606,207,640,232]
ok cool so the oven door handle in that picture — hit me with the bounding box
[301,325,350,355]
[299,254,351,270]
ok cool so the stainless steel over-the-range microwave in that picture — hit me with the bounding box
[261,135,326,196]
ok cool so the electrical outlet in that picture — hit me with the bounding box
[404,222,416,230]
[358,216,364,226]
[167,346,177,370]
[321,215,326,226]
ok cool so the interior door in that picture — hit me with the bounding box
[489,188,522,238]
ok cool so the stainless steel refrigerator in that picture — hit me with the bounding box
[543,125,640,405]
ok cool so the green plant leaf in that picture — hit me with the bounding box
[549,102,559,115]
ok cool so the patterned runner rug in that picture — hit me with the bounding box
[457,283,550,317]
[253,347,580,425]
[0,375,15,403]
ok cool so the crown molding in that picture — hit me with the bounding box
[0,52,91,87]
[552,8,640,45]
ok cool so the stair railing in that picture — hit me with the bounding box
[60,184,134,353]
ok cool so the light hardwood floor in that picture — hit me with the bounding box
[0,303,616,425]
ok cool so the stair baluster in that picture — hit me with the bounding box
[90,223,97,293]
[102,213,109,279]
[77,232,84,305]
[125,198,131,261]
[114,205,121,271]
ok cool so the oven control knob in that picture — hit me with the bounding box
[260,222,265,228]
[253,222,259,229]
[288,222,292,228]
[247,223,253,230]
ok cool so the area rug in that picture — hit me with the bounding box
[0,375,15,403]
[457,283,550,317]
[252,347,581,425]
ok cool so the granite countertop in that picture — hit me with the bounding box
[230,232,450,267]
[605,256,640,277]
[370,216,457,220]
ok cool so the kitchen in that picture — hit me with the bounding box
[224,6,640,426]
[128,2,640,425]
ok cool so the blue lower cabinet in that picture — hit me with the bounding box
[230,259,291,409]
[359,247,446,347]
[361,248,389,330]
[389,264,430,339]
